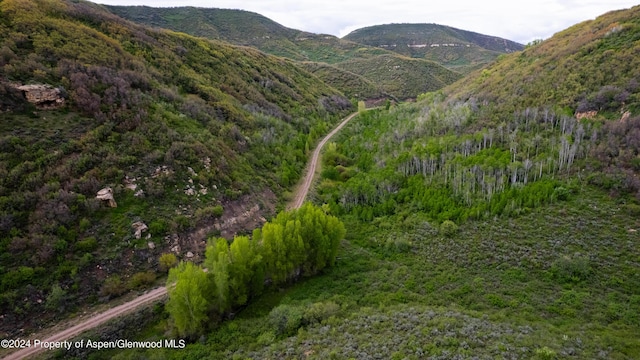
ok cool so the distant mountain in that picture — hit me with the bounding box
[104,6,306,56]
[105,6,383,63]
[343,23,524,73]
[106,6,463,100]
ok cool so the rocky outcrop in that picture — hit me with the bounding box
[132,221,148,239]
[15,84,65,110]
[96,187,117,208]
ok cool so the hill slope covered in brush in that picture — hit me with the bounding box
[0,0,352,336]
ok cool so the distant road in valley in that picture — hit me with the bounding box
[4,110,360,360]
[289,111,359,209]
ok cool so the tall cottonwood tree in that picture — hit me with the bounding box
[166,262,211,337]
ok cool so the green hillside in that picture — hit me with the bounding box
[105,6,462,100]
[84,5,640,360]
[343,23,524,73]
[449,6,640,116]
[104,6,307,59]
[335,54,462,100]
[298,62,385,100]
[104,5,390,63]
[0,0,353,337]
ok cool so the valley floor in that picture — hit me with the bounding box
[85,185,640,360]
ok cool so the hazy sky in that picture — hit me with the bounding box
[94,1,639,44]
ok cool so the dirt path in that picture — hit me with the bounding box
[3,287,167,360]
[289,111,358,209]
[4,111,359,360]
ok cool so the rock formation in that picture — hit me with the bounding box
[132,221,148,239]
[15,84,65,109]
[96,187,117,208]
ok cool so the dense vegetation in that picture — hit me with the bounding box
[3,2,640,360]
[75,5,640,360]
[106,5,465,100]
[0,0,353,336]
[166,203,345,337]
[343,23,524,73]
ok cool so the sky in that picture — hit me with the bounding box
[93,1,640,44]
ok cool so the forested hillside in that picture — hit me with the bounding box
[343,23,524,73]
[0,0,352,336]
[106,5,464,100]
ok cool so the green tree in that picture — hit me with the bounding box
[204,238,232,313]
[228,235,262,306]
[261,221,289,285]
[166,262,211,337]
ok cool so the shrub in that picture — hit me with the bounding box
[195,205,224,224]
[553,186,570,201]
[1,266,34,291]
[550,256,592,283]
[78,217,91,232]
[256,331,276,346]
[268,304,304,336]
[76,237,98,252]
[384,237,412,253]
[99,275,127,298]
[439,220,459,237]
[159,253,178,272]
[174,215,192,231]
[302,301,340,325]
[127,271,156,290]
[148,219,169,236]
[535,346,557,359]
[45,283,67,312]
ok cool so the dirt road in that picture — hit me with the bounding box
[4,111,358,360]
[289,111,358,209]
[3,287,167,360]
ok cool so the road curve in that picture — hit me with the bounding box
[289,111,359,209]
[5,111,359,360]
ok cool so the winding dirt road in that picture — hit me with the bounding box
[289,111,358,209]
[4,111,358,360]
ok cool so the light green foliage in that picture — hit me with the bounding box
[228,236,260,306]
[264,203,346,280]
[158,253,178,272]
[204,238,232,313]
[166,262,211,337]
[260,221,290,285]
[535,346,557,359]
[166,204,346,335]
